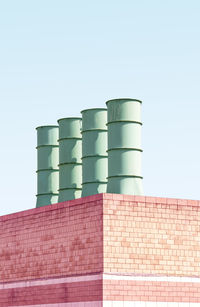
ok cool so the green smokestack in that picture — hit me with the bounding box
[106,98,143,195]
[81,108,107,197]
[36,126,59,207]
[58,117,82,201]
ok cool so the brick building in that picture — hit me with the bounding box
[0,193,200,306]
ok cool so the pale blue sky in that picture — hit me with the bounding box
[0,0,200,215]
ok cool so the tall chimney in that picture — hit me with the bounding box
[106,98,143,195]
[36,125,59,207]
[81,108,107,197]
[58,117,82,201]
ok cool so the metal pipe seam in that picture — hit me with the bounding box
[58,162,82,166]
[36,193,59,196]
[106,98,142,104]
[58,187,82,191]
[58,137,82,141]
[36,145,59,149]
[106,120,142,125]
[81,129,107,133]
[36,169,59,172]
[82,154,107,159]
[107,148,143,152]
[82,180,107,184]
[107,175,143,179]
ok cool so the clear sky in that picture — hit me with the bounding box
[0,0,200,216]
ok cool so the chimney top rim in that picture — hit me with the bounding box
[81,108,107,113]
[57,117,82,123]
[36,125,58,130]
[106,98,142,105]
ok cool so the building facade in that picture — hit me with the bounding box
[0,193,200,306]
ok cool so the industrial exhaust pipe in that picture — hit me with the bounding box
[58,117,82,202]
[81,108,107,197]
[106,98,143,195]
[36,125,59,207]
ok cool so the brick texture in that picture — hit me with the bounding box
[0,195,103,282]
[103,279,200,303]
[103,195,200,277]
[0,280,102,307]
[0,193,200,305]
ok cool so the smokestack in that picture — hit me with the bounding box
[36,126,59,207]
[81,108,107,197]
[106,98,143,195]
[58,117,82,201]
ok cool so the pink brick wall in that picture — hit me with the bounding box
[0,195,103,282]
[103,278,200,303]
[0,279,102,306]
[103,195,200,277]
[0,193,200,305]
